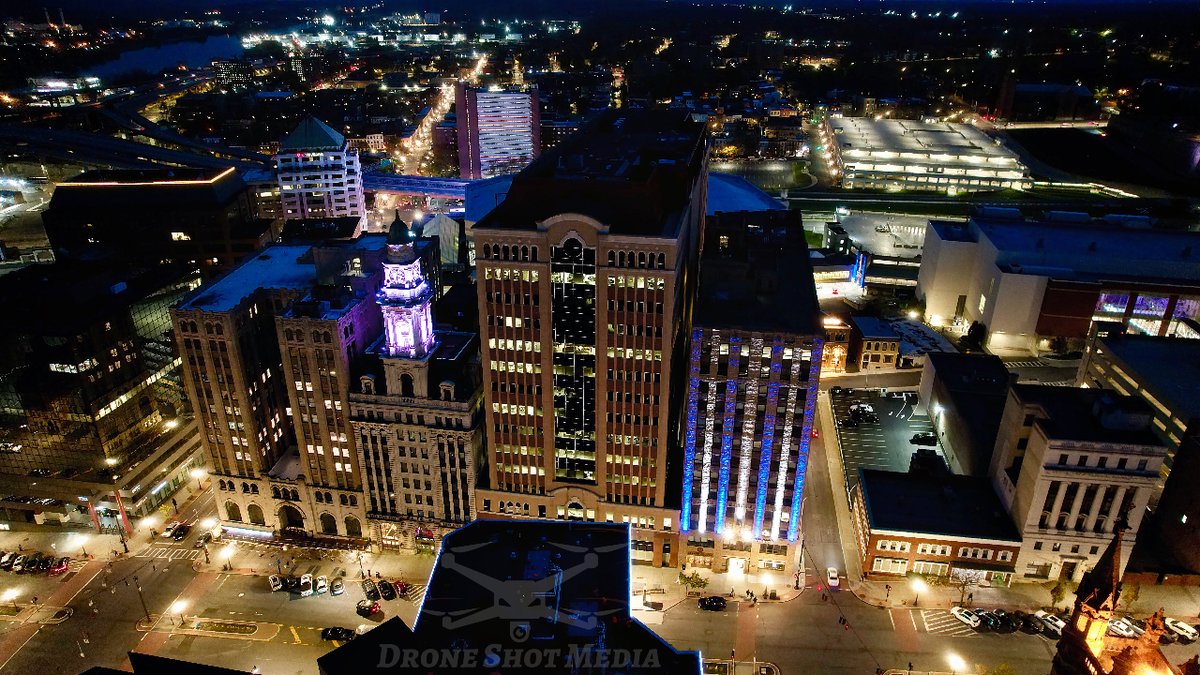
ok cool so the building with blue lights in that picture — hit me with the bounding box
[680,209,822,575]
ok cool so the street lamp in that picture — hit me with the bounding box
[170,600,188,627]
[219,543,235,571]
[911,578,927,607]
[946,652,967,675]
[2,589,18,610]
[190,467,206,491]
[71,533,89,558]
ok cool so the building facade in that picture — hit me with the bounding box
[275,116,367,226]
[990,385,1165,582]
[349,228,485,551]
[680,210,822,575]
[847,316,900,372]
[472,110,707,568]
[456,84,541,180]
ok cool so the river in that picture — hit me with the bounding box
[86,34,245,80]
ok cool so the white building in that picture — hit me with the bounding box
[456,84,540,179]
[275,116,367,226]
[824,118,1031,194]
[990,385,1166,582]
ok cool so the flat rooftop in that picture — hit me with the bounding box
[317,520,701,674]
[850,316,900,339]
[859,468,1021,542]
[474,109,706,238]
[929,216,1200,286]
[1012,384,1165,447]
[1094,334,1200,423]
[49,167,247,211]
[831,117,1021,164]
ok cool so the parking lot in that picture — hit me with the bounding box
[830,388,942,491]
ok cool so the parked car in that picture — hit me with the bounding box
[20,553,42,573]
[48,557,70,576]
[356,599,381,617]
[839,418,859,428]
[850,403,874,414]
[0,552,16,570]
[975,611,1001,631]
[989,609,1019,633]
[698,596,727,611]
[362,579,380,601]
[826,567,840,588]
[330,578,345,596]
[396,581,409,597]
[910,433,938,446]
[194,532,213,548]
[269,575,284,592]
[284,576,301,592]
[9,555,26,573]
[1164,617,1198,642]
[1120,614,1146,638]
[321,626,355,641]
[161,521,181,538]
[299,574,314,597]
[1016,611,1045,634]
[951,606,981,629]
[378,580,397,601]
[36,555,54,573]
[830,386,843,394]
[315,576,329,594]
[1035,610,1067,636]
[1108,617,1138,638]
[172,524,192,541]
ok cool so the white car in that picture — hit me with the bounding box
[826,567,840,588]
[268,575,283,592]
[1108,617,1137,638]
[299,573,314,597]
[850,403,874,413]
[315,575,329,594]
[1164,617,1199,642]
[951,606,981,628]
[1035,610,1066,636]
[161,521,181,538]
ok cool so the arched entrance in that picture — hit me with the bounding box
[319,512,338,535]
[344,515,362,538]
[247,503,265,526]
[278,504,305,532]
[225,501,242,522]
[566,500,585,521]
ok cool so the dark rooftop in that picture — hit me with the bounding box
[1012,384,1165,447]
[858,468,1021,542]
[316,520,701,674]
[695,210,821,335]
[474,109,706,238]
[1092,333,1200,424]
[280,217,364,243]
[279,115,346,151]
[926,352,1011,392]
[926,353,1013,477]
[850,316,900,340]
[49,167,248,212]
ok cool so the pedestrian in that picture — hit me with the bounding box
[967,592,974,604]
[31,596,36,605]
[17,544,21,552]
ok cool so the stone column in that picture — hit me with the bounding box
[1050,480,1069,529]
[1106,486,1128,533]
[1067,482,1088,530]
[1084,484,1106,532]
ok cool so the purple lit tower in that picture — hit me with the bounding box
[378,224,436,359]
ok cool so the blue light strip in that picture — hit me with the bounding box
[680,328,703,532]
[753,344,784,538]
[789,338,824,542]
[714,338,741,535]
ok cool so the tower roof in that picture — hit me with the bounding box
[1077,521,1127,613]
[279,116,345,151]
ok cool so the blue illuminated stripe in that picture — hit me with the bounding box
[680,328,703,532]
[714,338,741,535]
[789,338,824,542]
[753,344,785,538]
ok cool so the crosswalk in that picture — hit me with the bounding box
[137,545,202,561]
[919,609,979,637]
[404,583,428,606]
[1004,360,1044,369]
[67,559,88,572]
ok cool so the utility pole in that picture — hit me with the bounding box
[133,576,150,622]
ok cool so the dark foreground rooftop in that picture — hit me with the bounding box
[858,468,1021,543]
[317,519,701,674]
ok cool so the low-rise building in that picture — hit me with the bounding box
[990,385,1165,582]
[851,468,1022,586]
[919,353,1012,477]
[847,316,900,372]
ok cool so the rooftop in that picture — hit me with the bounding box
[316,520,701,674]
[928,215,1200,286]
[850,316,900,340]
[474,109,706,238]
[279,115,346,152]
[1092,333,1200,423]
[830,117,1021,164]
[48,167,247,211]
[858,468,1021,542]
[1012,384,1164,447]
[695,210,821,335]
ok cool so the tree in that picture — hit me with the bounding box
[1050,580,1069,607]
[1122,582,1140,610]
[677,571,709,592]
[1048,336,1069,355]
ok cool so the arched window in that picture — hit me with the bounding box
[219,480,227,491]
[324,491,332,503]
[241,482,250,493]
[482,244,491,259]
[291,489,300,501]
[284,329,293,341]
[608,251,615,266]
[530,246,538,262]
[314,491,323,503]
[247,503,265,526]
[657,253,665,269]
[225,501,242,522]
[250,484,258,494]
[348,495,357,507]
[618,252,626,267]
[272,486,280,499]
[215,324,223,335]
[502,245,510,260]
[520,246,528,261]
[319,512,338,535]
[340,494,349,506]
[400,373,415,398]
[344,515,362,538]
[638,252,646,268]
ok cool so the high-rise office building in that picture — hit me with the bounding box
[212,58,254,88]
[680,210,822,575]
[456,84,541,179]
[349,225,485,550]
[275,116,367,227]
[473,110,707,567]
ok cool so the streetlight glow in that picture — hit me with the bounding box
[946,653,967,673]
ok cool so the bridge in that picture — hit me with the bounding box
[362,171,473,199]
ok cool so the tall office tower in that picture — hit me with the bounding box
[680,211,822,575]
[456,84,541,179]
[473,110,707,568]
[349,225,484,550]
[275,116,367,227]
[172,237,400,542]
[212,58,253,88]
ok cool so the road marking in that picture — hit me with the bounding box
[921,609,979,637]
[290,625,302,644]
